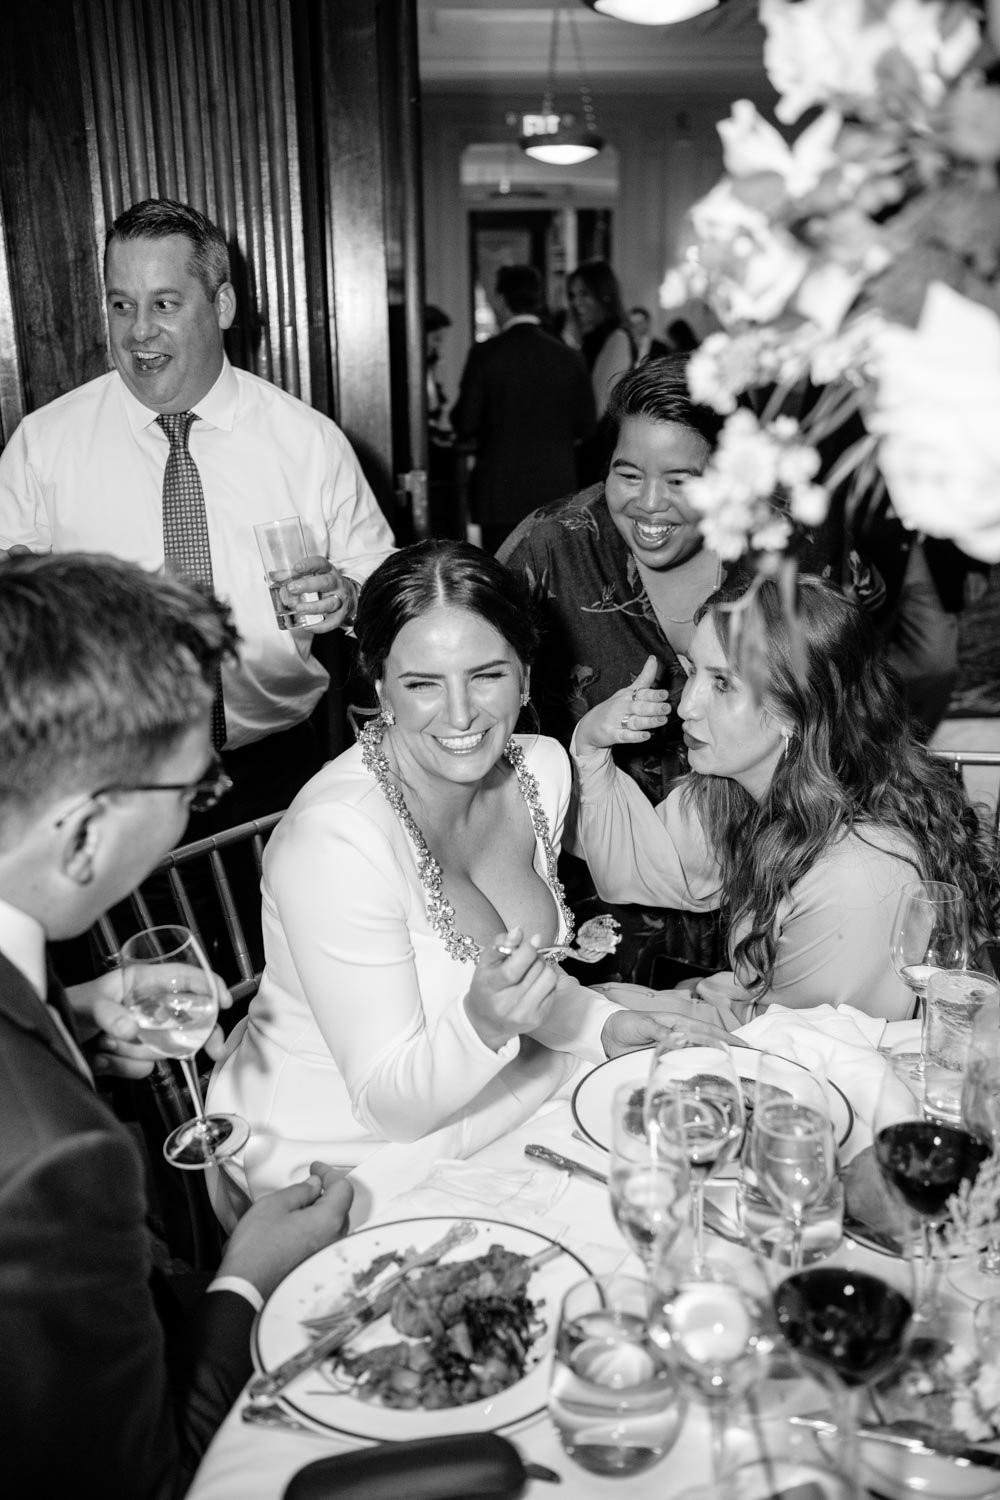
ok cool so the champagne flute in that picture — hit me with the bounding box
[608,1079,691,1273]
[872,1060,989,1321]
[888,880,969,1080]
[773,1267,912,1500]
[645,1040,745,1280]
[120,925,250,1170]
[751,1054,835,1272]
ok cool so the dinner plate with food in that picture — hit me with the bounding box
[571,1045,854,1161]
[251,1215,591,1441]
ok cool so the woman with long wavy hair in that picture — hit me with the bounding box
[571,574,999,1023]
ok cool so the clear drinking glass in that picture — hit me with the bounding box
[254,516,324,629]
[923,969,1000,1124]
[645,1039,745,1280]
[888,880,969,1079]
[547,1273,687,1476]
[608,1079,691,1273]
[120,925,249,1170]
[750,1054,836,1273]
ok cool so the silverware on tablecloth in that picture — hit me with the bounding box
[241,1401,320,1433]
[524,1143,609,1184]
[791,1414,1000,1470]
[247,1220,478,1403]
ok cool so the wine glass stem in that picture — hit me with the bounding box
[911,1219,942,1321]
[707,1398,732,1498]
[691,1176,707,1273]
[838,1386,864,1500]
[178,1055,211,1134]
[788,1214,803,1272]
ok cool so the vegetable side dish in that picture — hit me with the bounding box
[326,1244,545,1410]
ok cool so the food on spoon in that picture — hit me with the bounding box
[323,1243,546,1410]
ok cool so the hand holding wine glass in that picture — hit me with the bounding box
[120,925,249,1170]
[608,1079,690,1273]
[751,1053,835,1272]
[645,1038,745,1280]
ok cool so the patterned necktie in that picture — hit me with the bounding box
[157,412,227,750]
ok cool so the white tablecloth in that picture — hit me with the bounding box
[186,1018,936,1500]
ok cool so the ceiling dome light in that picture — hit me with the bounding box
[582,0,720,23]
[520,115,604,165]
[519,3,605,165]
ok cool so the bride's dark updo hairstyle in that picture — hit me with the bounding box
[355,539,542,687]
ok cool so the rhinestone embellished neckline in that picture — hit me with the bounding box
[360,718,574,964]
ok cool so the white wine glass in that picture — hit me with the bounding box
[645,1040,745,1280]
[751,1053,835,1273]
[609,1079,691,1273]
[888,880,969,1080]
[120,924,249,1170]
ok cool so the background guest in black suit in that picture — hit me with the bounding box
[0,551,352,1499]
[452,264,596,554]
[628,305,668,365]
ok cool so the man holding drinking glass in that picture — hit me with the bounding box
[0,197,395,830]
[0,550,354,1498]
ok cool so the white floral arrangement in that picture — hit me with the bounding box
[662,0,1000,568]
[879,1151,1000,1441]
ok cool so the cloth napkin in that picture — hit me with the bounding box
[367,1160,570,1226]
[734,1003,916,1161]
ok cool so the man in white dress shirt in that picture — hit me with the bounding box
[0,551,353,1497]
[0,197,396,830]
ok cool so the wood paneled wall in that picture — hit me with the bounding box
[0,0,424,519]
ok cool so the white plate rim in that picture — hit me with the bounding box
[251,1214,591,1442]
[570,1043,855,1155]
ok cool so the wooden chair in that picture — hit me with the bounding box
[91,811,284,1272]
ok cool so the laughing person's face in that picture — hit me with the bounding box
[105,234,235,414]
[604,415,710,572]
[376,606,527,793]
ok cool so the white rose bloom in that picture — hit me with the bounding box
[871,283,1000,562]
[718,99,842,197]
[761,0,981,125]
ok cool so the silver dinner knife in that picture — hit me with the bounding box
[791,1414,1000,1470]
[524,1143,608,1184]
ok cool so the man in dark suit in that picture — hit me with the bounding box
[0,552,353,1498]
[452,263,596,554]
[628,306,669,364]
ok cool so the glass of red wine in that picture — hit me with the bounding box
[773,1267,912,1500]
[873,1062,989,1321]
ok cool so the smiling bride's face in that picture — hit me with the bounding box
[377,605,527,789]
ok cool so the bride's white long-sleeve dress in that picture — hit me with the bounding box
[208,734,618,1211]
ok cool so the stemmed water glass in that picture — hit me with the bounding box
[751,1053,835,1273]
[647,1266,772,1497]
[773,1267,912,1500]
[872,1058,989,1322]
[608,1079,691,1273]
[645,1039,745,1280]
[120,924,249,1170]
[888,880,969,1078]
